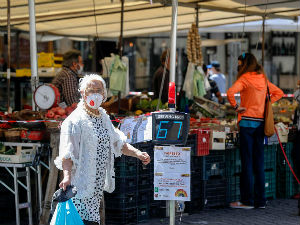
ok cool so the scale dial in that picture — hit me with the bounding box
[34,84,58,110]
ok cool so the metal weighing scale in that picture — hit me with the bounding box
[33,84,60,110]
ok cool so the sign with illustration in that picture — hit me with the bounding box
[154,146,190,201]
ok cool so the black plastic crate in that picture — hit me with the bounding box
[185,134,197,156]
[191,156,205,173]
[190,151,226,180]
[149,202,167,218]
[138,189,151,204]
[205,151,226,179]
[115,164,138,177]
[105,192,137,209]
[115,155,138,167]
[137,204,150,223]
[137,161,153,176]
[114,176,138,193]
[106,207,137,225]
[205,178,227,208]
[191,172,204,199]
[138,174,151,190]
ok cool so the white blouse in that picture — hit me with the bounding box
[54,101,127,199]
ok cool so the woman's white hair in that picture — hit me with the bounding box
[79,74,107,102]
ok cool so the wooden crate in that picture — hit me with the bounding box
[0,144,37,164]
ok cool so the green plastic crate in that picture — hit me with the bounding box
[264,170,276,199]
[226,173,241,203]
[277,164,299,198]
[277,142,294,167]
[225,148,241,177]
[264,145,277,171]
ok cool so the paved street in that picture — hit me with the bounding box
[2,199,299,225]
[141,199,300,225]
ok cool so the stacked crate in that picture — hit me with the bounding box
[226,144,277,203]
[276,143,299,198]
[136,142,152,223]
[105,155,138,225]
[264,144,277,199]
[185,149,227,214]
[225,147,241,203]
[106,141,168,224]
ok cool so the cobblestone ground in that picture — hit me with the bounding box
[141,199,300,225]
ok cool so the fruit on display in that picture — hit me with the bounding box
[0,123,12,129]
[45,103,77,120]
[272,99,298,124]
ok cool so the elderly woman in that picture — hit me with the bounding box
[54,74,151,225]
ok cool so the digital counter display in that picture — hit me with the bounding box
[152,112,190,145]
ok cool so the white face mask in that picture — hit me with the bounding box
[77,64,83,75]
[85,93,103,109]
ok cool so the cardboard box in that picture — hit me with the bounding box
[210,131,226,150]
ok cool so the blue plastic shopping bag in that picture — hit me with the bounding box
[50,199,84,225]
[49,185,84,225]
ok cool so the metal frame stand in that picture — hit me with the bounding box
[0,142,42,225]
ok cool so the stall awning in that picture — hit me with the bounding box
[0,0,299,38]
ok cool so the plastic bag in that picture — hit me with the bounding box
[50,199,84,225]
[49,185,84,225]
[182,62,195,100]
[193,67,206,98]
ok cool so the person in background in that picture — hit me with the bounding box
[207,61,226,95]
[203,64,224,104]
[0,54,7,72]
[293,80,300,215]
[227,53,283,209]
[153,50,170,104]
[55,74,150,225]
[52,49,84,106]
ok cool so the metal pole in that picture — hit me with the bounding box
[13,167,20,225]
[119,0,124,57]
[7,0,11,112]
[37,164,42,217]
[262,16,265,67]
[28,0,38,111]
[169,0,178,224]
[169,0,178,84]
[26,167,33,225]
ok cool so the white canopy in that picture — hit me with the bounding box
[0,0,299,38]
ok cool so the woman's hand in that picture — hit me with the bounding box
[60,158,73,190]
[236,107,246,113]
[137,152,151,165]
[59,175,71,191]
